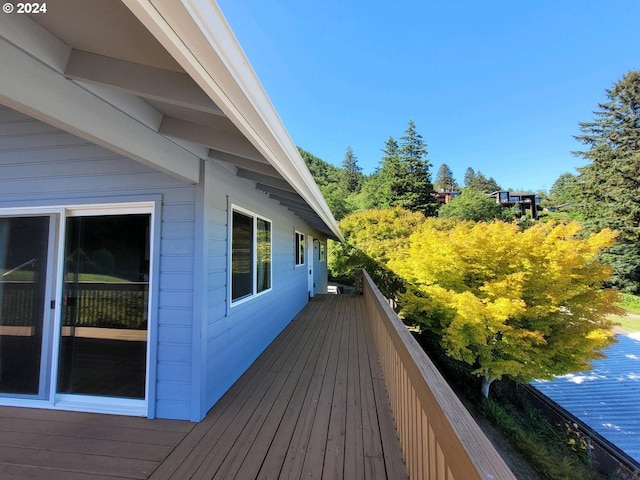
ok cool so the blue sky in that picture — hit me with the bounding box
[217,1,640,192]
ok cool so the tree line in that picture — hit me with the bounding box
[302,70,640,294]
[299,70,639,397]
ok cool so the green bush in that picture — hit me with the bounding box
[619,293,640,314]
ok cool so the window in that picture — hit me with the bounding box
[231,208,271,303]
[295,232,305,266]
[319,242,326,262]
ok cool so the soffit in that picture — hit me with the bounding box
[17,0,340,239]
[29,0,183,72]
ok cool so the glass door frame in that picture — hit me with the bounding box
[0,201,157,417]
[0,208,60,401]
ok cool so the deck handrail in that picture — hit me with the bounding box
[359,269,516,480]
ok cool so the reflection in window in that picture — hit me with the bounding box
[295,232,305,266]
[231,208,271,303]
[232,211,253,301]
[58,214,150,399]
[257,218,271,293]
[0,216,49,395]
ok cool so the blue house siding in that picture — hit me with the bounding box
[200,160,327,415]
[0,106,197,420]
[0,106,331,421]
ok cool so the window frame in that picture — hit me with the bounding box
[230,205,272,306]
[294,231,305,267]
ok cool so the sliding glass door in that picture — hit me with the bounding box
[57,214,150,400]
[0,205,152,412]
[0,216,51,396]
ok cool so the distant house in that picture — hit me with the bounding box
[434,190,461,204]
[488,191,541,219]
[0,0,342,421]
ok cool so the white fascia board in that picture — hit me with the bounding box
[0,14,201,184]
[123,0,343,241]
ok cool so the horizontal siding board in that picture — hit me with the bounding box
[161,221,196,237]
[0,144,122,163]
[157,381,191,402]
[160,237,195,256]
[161,204,197,222]
[155,402,190,420]
[158,344,192,364]
[159,273,194,291]
[207,286,226,308]
[0,172,186,197]
[158,326,192,344]
[160,256,194,274]
[0,131,89,150]
[158,308,193,327]
[158,290,193,309]
[156,363,192,382]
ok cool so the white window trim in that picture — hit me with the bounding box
[294,231,305,267]
[229,205,272,307]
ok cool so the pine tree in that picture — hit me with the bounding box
[434,163,458,192]
[464,167,476,187]
[464,168,501,192]
[398,120,436,214]
[339,146,362,194]
[375,137,404,209]
[549,172,580,207]
[574,70,640,292]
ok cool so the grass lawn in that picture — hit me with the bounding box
[609,313,640,332]
[610,293,640,332]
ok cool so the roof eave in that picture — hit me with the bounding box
[122,0,344,242]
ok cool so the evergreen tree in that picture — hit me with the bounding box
[375,137,404,209]
[398,120,436,214]
[464,167,476,187]
[434,163,458,192]
[298,147,341,186]
[298,147,352,220]
[374,124,437,215]
[574,70,640,292]
[549,172,580,207]
[464,168,502,192]
[339,146,362,194]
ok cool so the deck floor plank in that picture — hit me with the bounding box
[0,295,407,479]
[154,300,312,480]
[323,295,350,479]
[276,299,342,480]
[254,297,337,479]
[299,296,346,478]
[239,297,336,479]
[206,299,326,479]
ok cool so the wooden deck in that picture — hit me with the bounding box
[0,295,407,479]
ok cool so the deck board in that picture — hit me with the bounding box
[0,295,407,479]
